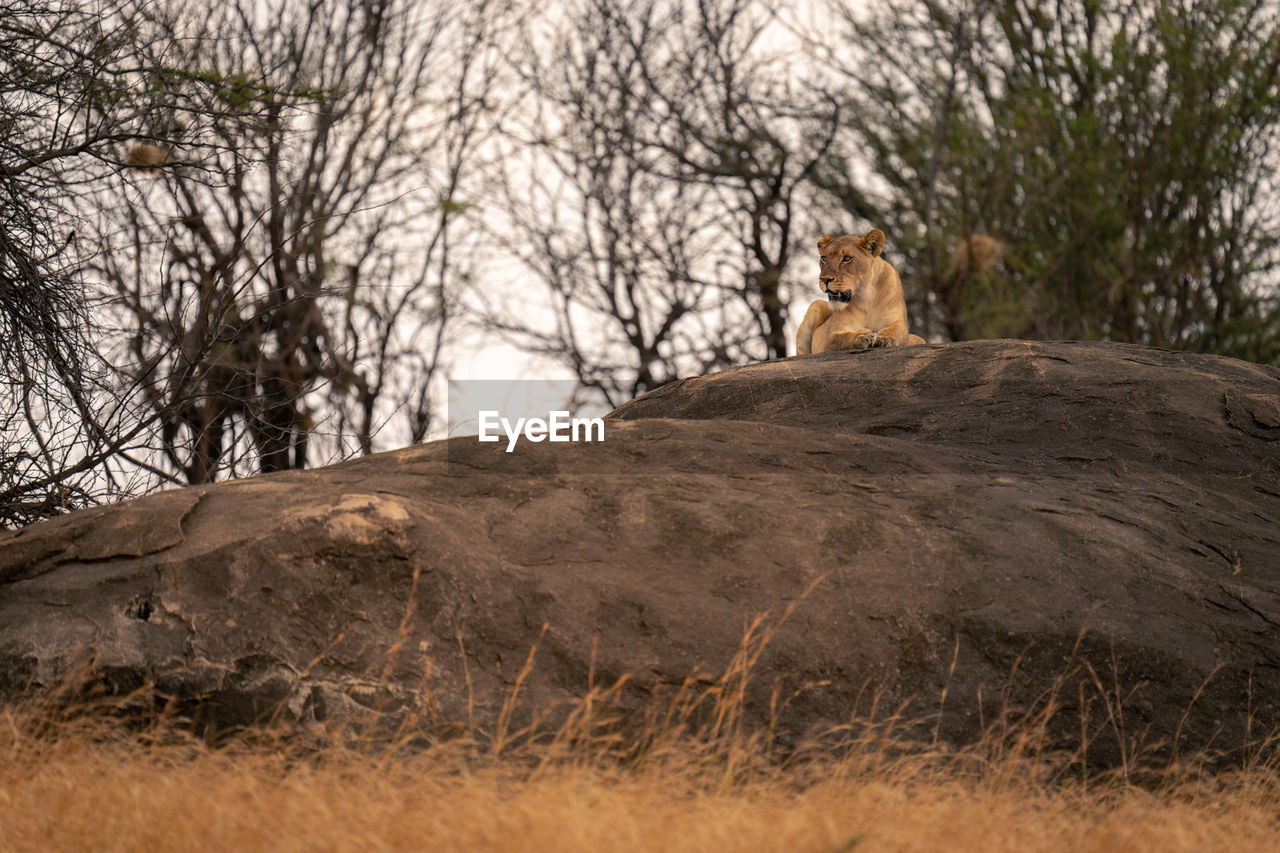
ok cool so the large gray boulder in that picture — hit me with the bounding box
[2,340,1277,766]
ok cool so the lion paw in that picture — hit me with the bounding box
[828,329,877,351]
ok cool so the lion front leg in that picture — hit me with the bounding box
[827,328,878,351]
[795,300,832,355]
[824,306,877,351]
[871,319,910,347]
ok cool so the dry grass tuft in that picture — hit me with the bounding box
[2,703,1278,853]
[3,598,1278,851]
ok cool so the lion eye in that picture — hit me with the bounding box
[841,255,853,264]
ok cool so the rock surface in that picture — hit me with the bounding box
[2,340,1278,766]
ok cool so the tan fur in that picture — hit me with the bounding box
[948,234,1005,278]
[795,229,925,355]
[124,144,172,168]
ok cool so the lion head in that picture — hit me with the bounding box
[815,230,885,309]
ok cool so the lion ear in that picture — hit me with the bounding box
[861,230,885,258]
[817,234,832,253]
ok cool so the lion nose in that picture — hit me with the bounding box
[820,276,834,287]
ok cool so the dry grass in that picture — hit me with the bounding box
[3,600,1277,851]
[4,654,1279,853]
[2,712,1278,853]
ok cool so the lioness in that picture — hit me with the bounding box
[795,230,925,355]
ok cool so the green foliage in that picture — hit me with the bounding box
[832,0,1280,362]
[147,66,332,111]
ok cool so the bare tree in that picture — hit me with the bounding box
[0,0,199,524]
[487,0,850,403]
[491,0,762,405]
[621,0,851,360]
[91,0,499,484]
